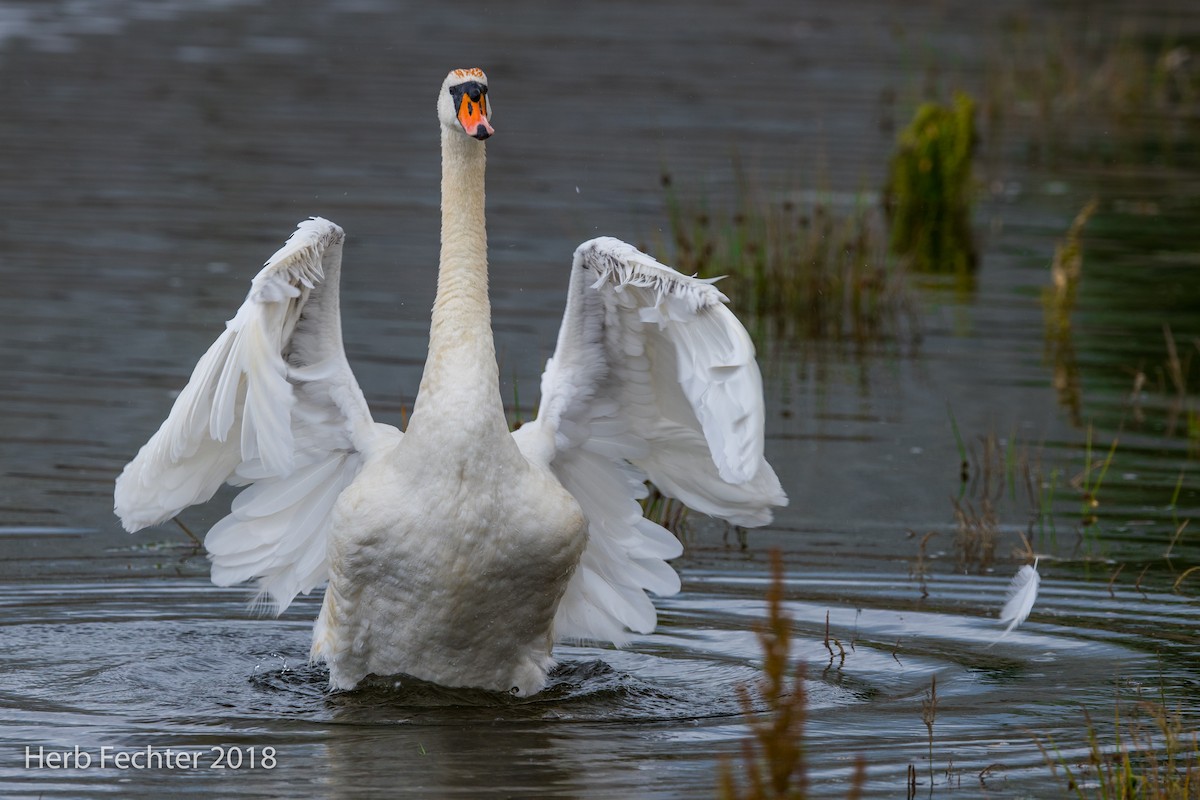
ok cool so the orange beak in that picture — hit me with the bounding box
[457,93,494,140]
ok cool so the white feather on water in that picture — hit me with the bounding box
[997,558,1041,638]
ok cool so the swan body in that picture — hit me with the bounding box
[114,69,786,695]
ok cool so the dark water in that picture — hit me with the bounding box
[1,1,1198,797]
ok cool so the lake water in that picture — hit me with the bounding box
[1,0,1197,797]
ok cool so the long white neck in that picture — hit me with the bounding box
[406,128,508,441]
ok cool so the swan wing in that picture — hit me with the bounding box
[515,237,786,643]
[114,217,395,611]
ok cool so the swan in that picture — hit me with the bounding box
[113,68,786,695]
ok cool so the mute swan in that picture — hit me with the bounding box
[114,68,786,695]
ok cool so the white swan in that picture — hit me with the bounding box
[114,68,786,695]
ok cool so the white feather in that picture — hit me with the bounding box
[998,558,1041,637]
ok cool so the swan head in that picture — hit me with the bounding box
[439,68,494,141]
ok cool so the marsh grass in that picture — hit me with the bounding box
[949,416,1131,557]
[952,497,1000,573]
[641,485,690,537]
[728,535,1196,799]
[1044,200,1100,338]
[1129,327,1200,453]
[1037,698,1200,799]
[921,675,939,791]
[883,93,977,283]
[907,529,937,598]
[1072,425,1120,529]
[983,17,1200,163]
[1042,199,1098,426]
[659,171,918,355]
[942,409,1196,596]
[945,421,1051,571]
[947,404,970,492]
[719,551,866,799]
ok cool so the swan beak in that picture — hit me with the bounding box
[457,93,494,140]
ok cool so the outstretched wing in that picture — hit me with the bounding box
[114,217,397,611]
[514,237,786,644]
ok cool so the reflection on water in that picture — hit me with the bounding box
[0,0,1198,797]
[0,574,1182,798]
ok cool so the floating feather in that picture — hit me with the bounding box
[998,558,1041,637]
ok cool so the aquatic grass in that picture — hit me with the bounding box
[968,428,1025,507]
[921,675,939,791]
[1005,430,1019,502]
[1163,325,1189,399]
[939,413,1187,567]
[718,550,809,799]
[659,170,919,355]
[947,403,969,491]
[983,17,1200,163]
[641,485,690,537]
[1165,520,1190,560]
[1131,328,1200,408]
[1156,326,1200,446]
[171,515,203,548]
[1043,199,1098,426]
[821,610,847,673]
[1043,199,1099,340]
[1124,328,1200,455]
[1074,425,1120,529]
[947,421,1054,568]
[1166,474,1190,569]
[883,92,977,284]
[718,551,866,799]
[1040,468,1062,547]
[1174,566,1200,594]
[1037,698,1200,799]
[952,496,999,573]
[907,529,937,599]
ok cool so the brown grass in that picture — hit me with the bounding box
[718,551,866,799]
[659,171,919,355]
[1037,698,1200,799]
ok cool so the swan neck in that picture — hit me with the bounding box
[437,129,488,276]
[407,129,504,438]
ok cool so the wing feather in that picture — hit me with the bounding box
[115,217,396,612]
[516,237,786,644]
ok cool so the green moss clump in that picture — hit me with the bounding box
[884,92,978,280]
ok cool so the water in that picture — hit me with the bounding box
[1,0,1198,797]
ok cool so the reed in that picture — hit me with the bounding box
[641,485,690,537]
[1073,425,1119,529]
[983,17,1200,162]
[1038,698,1200,799]
[719,550,866,799]
[659,171,918,354]
[1043,200,1099,340]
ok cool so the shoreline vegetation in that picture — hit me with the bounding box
[663,14,1200,798]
